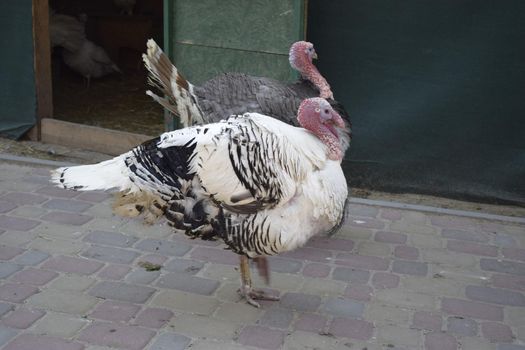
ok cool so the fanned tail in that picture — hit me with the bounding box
[142,39,204,127]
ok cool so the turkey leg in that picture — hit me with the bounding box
[238,256,280,308]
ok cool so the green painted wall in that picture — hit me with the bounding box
[0,0,36,139]
[165,0,305,85]
[308,0,525,204]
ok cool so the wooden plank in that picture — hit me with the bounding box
[32,0,53,141]
[40,118,151,155]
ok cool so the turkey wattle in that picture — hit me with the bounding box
[142,39,351,153]
[51,98,348,307]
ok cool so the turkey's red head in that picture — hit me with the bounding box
[297,98,345,161]
[289,41,333,100]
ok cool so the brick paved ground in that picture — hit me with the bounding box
[0,161,524,350]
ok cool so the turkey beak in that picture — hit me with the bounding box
[312,52,318,60]
[331,110,346,129]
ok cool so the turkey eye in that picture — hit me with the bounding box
[324,109,329,114]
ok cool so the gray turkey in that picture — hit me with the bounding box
[143,39,351,153]
[51,97,349,307]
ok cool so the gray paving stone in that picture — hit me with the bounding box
[266,256,303,273]
[447,316,478,336]
[280,292,321,312]
[1,192,48,205]
[27,289,98,314]
[89,281,156,303]
[43,198,92,213]
[238,325,286,350]
[13,250,49,265]
[149,332,191,350]
[424,332,458,350]
[259,308,294,329]
[466,285,525,306]
[41,212,93,226]
[135,238,192,257]
[31,312,88,338]
[125,269,160,284]
[0,302,14,317]
[156,272,219,295]
[480,258,525,276]
[0,326,18,347]
[329,317,374,341]
[0,263,22,278]
[442,229,490,243]
[83,230,138,247]
[36,186,78,198]
[392,260,428,276]
[332,267,370,283]
[82,245,139,264]
[321,297,365,318]
[164,258,205,274]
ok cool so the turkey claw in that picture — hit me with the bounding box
[238,285,280,308]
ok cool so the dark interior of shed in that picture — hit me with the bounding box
[49,0,165,136]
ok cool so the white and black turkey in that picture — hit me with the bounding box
[49,10,86,53]
[51,97,349,307]
[143,39,351,153]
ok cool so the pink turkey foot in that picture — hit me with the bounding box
[238,283,280,308]
[239,255,279,308]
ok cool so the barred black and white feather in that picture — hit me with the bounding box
[51,113,347,258]
[142,39,352,153]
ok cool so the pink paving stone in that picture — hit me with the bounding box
[375,231,407,244]
[0,215,40,231]
[481,322,514,343]
[394,245,419,260]
[4,334,84,350]
[302,263,331,278]
[282,247,333,262]
[90,301,140,322]
[294,313,327,333]
[344,285,373,302]
[238,325,285,350]
[380,209,403,220]
[98,265,132,280]
[10,268,58,286]
[78,322,155,350]
[0,246,25,260]
[441,298,503,321]
[447,240,498,257]
[190,247,238,265]
[42,256,103,275]
[412,311,442,331]
[336,253,389,271]
[491,274,525,291]
[0,283,39,303]
[0,200,17,214]
[371,272,400,289]
[133,308,174,328]
[424,332,458,350]
[503,248,525,262]
[329,317,374,341]
[307,237,355,251]
[2,307,45,329]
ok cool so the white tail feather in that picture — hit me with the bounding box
[142,39,204,127]
[51,155,134,192]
